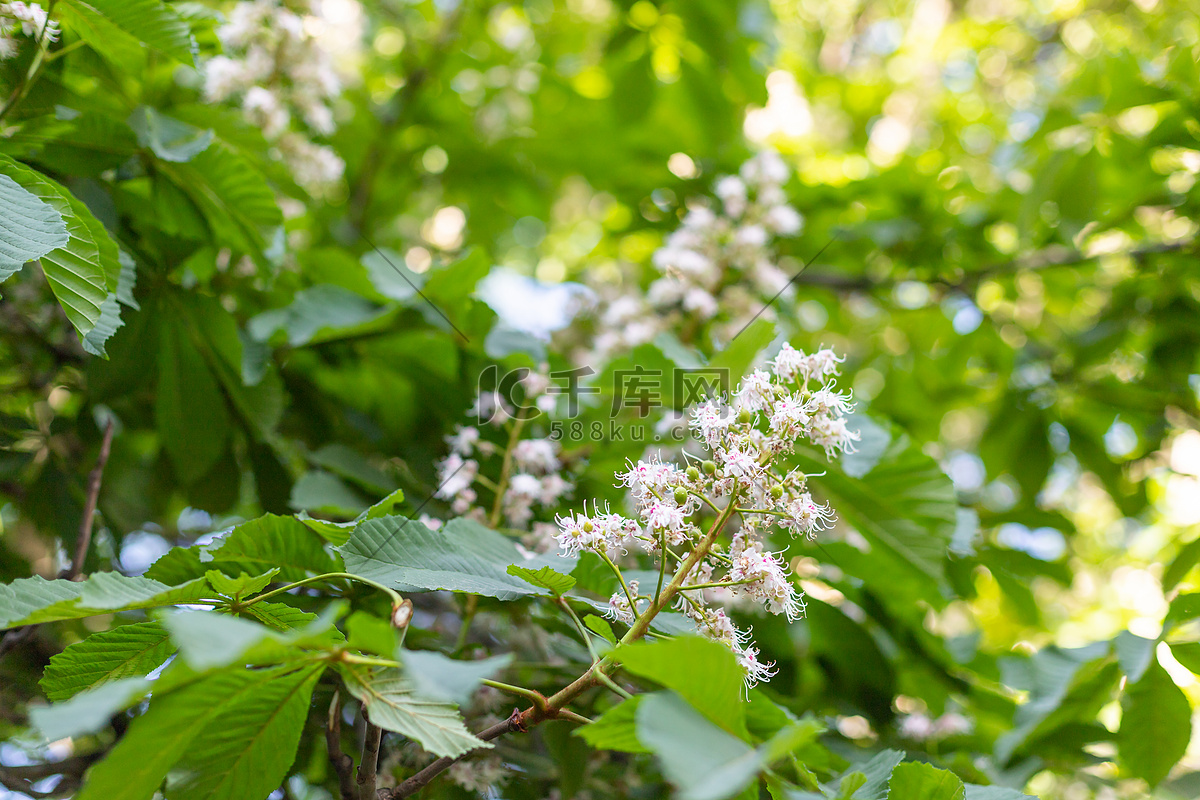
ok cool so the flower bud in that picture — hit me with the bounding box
[583,519,594,532]
[770,484,784,500]
[737,409,752,424]
[391,598,414,630]
[702,460,717,475]
[686,466,700,482]
[673,487,689,505]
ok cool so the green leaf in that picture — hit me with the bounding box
[791,434,957,586]
[206,569,279,599]
[1113,631,1156,683]
[400,651,513,705]
[1164,537,1200,592]
[506,564,576,597]
[0,170,68,281]
[248,285,393,347]
[616,636,748,737]
[243,601,324,633]
[1170,641,1200,674]
[346,611,398,657]
[338,663,488,758]
[339,515,574,600]
[157,316,231,483]
[40,621,174,701]
[886,762,965,800]
[962,787,1037,800]
[577,694,649,753]
[289,470,369,517]
[146,514,338,584]
[81,251,139,358]
[0,156,120,336]
[61,0,196,65]
[710,318,776,383]
[1118,660,1192,786]
[30,676,152,740]
[128,106,213,162]
[75,663,321,800]
[832,750,904,800]
[161,609,309,670]
[636,691,760,800]
[309,443,398,494]
[169,664,323,800]
[0,573,211,629]
[584,614,616,644]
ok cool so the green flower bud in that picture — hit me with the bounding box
[686,466,700,481]
[673,487,689,505]
[770,484,784,500]
[702,460,717,475]
[737,409,752,424]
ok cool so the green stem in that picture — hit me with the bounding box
[597,550,638,614]
[655,528,668,602]
[340,653,402,668]
[557,598,599,663]
[243,572,402,608]
[678,578,756,591]
[481,679,548,711]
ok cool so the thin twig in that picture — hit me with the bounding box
[326,691,357,800]
[64,419,114,581]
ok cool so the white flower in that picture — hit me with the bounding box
[809,413,860,457]
[783,492,835,538]
[736,644,776,690]
[734,370,775,413]
[3,2,57,40]
[770,342,807,382]
[244,86,290,138]
[446,425,479,456]
[769,393,810,437]
[0,34,17,60]
[805,348,845,381]
[764,204,803,235]
[513,438,561,474]
[720,446,760,480]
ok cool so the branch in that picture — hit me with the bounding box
[326,691,357,800]
[358,713,382,800]
[386,496,740,797]
[64,418,114,581]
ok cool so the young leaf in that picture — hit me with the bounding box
[0,171,68,281]
[338,663,488,758]
[616,636,748,738]
[161,610,316,670]
[128,106,214,162]
[40,621,174,701]
[507,564,576,597]
[886,762,966,800]
[831,750,905,800]
[75,663,322,800]
[584,614,617,644]
[340,515,574,600]
[1118,660,1192,786]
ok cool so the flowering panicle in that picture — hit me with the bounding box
[552,350,856,689]
[202,0,357,193]
[586,150,805,362]
[0,2,58,60]
[434,365,575,539]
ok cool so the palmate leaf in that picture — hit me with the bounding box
[506,564,576,597]
[0,573,211,629]
[338,663,487,758]
[399,651,513,705]
[81,252,139,358]
[75,663,323,800]
[0,170,68,281]
[577,694,649,753]
[31,676,153,740]
[40,621,174,701]
[60,0,196,66]
[340,515,574,600]
[0,156,120,337]
[886,762,965,800]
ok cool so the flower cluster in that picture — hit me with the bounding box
[551,349,856,689]
[202,0,352,193]
[0,2,57,60]
[434,366,574,538]
[587,150,804,362]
